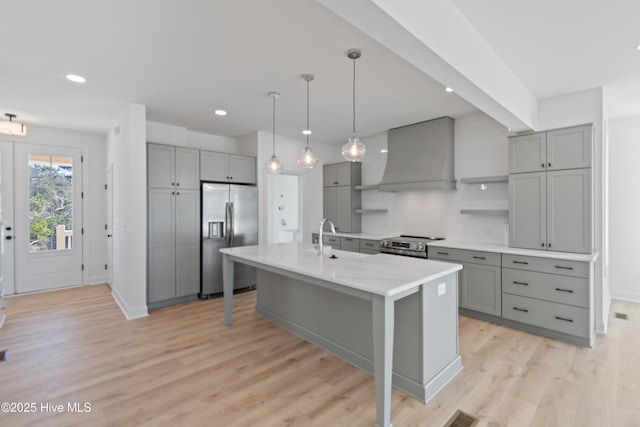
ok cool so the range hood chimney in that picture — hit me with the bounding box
[379,116,456,191]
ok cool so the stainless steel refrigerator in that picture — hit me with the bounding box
[200,183,258,297]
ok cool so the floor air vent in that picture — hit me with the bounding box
[444,409,479,427]
[614,312,628,320]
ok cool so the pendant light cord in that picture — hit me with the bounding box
[306,78,310,147]
[352,55,356,137]
[272,94,276,156]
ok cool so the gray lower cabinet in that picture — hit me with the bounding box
[340,237,359,252]
[359,239,381,254]
[428,247,501,316]
[322,234,341,249]
[148,188,200,303]
[501,253,592,342]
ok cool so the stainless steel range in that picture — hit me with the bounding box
[380,235,445,258]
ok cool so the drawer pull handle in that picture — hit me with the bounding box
[437,252,449,255]
[513,281,528,286]
[555,316,574,323]
[344,238,353,241]
[472,256,486,260]
[555,265,574,270]
[513,307,529,313]
[555,288,574,293]
[512,260,529,265]
[365,243,374,247]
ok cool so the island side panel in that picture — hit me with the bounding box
[255,269,461,402]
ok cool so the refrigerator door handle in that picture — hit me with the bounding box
[225,202,231,247]
[229,202,235,247]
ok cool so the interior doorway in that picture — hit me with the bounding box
[266,173,301,244]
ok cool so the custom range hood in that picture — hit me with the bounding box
[379,116,456,191]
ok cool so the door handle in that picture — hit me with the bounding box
[107,234,113,238]
[228,202,235,247]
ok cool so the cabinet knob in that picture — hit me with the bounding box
[5,226,11,231]
[548,243,552,248]
[5,235,12,240]
[176,182,180,186]
[172,182,175,186]
[541,243,545,247]
[548,162,551,167]
[541,163,545,168]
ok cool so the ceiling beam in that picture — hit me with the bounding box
[319,0,539,131]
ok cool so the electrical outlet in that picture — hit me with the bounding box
[437,283,446,296]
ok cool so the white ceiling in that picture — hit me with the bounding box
[1,0,639,143]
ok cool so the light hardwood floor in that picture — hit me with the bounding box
[0,284,638,426]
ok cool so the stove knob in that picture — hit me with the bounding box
[381,240,388,247]
[417,243,424,250]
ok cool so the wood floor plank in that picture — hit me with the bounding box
[0,284,639,426]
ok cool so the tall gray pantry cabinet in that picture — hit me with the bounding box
[322,162,361,233]
[147,144,201,305]
[508,124,593,253]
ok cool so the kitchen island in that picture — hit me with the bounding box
[220,242,463,427]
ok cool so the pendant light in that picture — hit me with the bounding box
[265,91,283,174]
[342,48,366,162]
[0,113,27,136]
[298,73,318,169]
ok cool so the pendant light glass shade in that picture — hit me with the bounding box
[298,74,318,169]
[265,91,283,174]
[342,49,366,162]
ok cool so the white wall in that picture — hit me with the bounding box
[608,116,640,301]
[348,112,510,242]
[0,125,107,294]
[146,121,244,153]
[107,104,148,319]
[266,174,300,243]
[256,131,334,244]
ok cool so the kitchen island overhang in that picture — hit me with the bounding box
[220,243,463,427]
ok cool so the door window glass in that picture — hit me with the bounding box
[28,154,73,251]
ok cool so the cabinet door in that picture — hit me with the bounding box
[509,172,547,250]
[323,187,338,227]
[175,189,200,297]
[508,133,546,174]
[175,148,200,189]
[546,125,592,171]
[547,169,592,253]
[335,163,352,186]
[148,189,176,302]
[336,186,352,232]
[229,155,256,184]
[460,263,501,316]
[323,164,338,187]
[200,151,229,182]
[341,237,359,252]
[148,144,175,188]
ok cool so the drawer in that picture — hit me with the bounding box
[322,235,341,248]
[340,237,360,252]
[502,268,589,308]
[428,247,501,267]
[503,254,589,278]
[359,239,380,252]
[502,293,589,338]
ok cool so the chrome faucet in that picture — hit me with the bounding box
[317,218,336,255]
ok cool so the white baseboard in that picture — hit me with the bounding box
[111,288,148,320]
[610,290,640,303]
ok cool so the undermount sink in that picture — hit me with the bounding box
[305,247,368,260]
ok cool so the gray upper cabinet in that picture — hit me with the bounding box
[546,125,592,171]
[322,162,361,233]
[508,124,592,174]
[508,124,593,254]
[323,162,361,187]
[148,144,200,189]
[200,151,256,184]
[508,132,547,174]
[546,169,592,253]
[509,172,547,250]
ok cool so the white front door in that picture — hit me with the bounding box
[106,165,113,287]
[14,144,83,293]
[0,141,16,294]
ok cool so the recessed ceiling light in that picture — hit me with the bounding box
[214,109,227,116]
[380,148,388,154]
[65,74,86,83]
[445,87,454,93]
[302,129,311,135]
[636,44,640,51]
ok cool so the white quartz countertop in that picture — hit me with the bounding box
[429,240,599,263]
[220,242,462,298]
